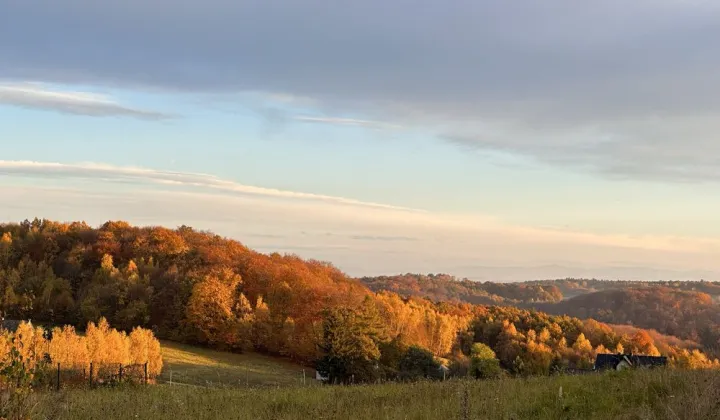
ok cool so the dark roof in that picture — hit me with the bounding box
[594,353,667,370]
[1,319,25,332]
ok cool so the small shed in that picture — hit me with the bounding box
[594,353,667,371]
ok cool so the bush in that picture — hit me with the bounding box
[470,343,503,379]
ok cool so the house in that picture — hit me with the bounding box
[594,353,667,371]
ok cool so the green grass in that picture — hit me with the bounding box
[19,368,720,419]
[158,341,315,388]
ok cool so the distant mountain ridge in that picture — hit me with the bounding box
[450,265,720,282]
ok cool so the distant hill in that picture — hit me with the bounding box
[529,287,720,354]
[360,274,720,304]
[359,273,563,304]
[451,265,720,282]
[361,274,720,357]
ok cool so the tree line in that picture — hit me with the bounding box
[360,273,564,305]
[0,219,716,384]
[0,318,161,390]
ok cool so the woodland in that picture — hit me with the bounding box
[0,219,717,384]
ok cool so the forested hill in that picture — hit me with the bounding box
[361,274,720,358]
[359,273,564,304]
[0,219,717,384]
[530,287,720,354]
[527,278,720,299]
[360,274,720,304]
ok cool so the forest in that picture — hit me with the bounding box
[362,274,720,358]
[0,219,717,384]
[531,287,720,356]
[360,273,564,304]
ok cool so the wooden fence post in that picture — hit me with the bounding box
[56,363,60,391]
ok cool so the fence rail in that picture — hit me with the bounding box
[52,362,151,390]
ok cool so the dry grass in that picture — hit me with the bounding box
[18,368,720,419]
[158,341,315,388]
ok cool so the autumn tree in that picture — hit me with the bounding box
[185,269,248,350]
[571,333,594,369]
[316,298,387,384]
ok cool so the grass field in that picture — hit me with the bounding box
[158,341,315,388]
[19,368,720,419]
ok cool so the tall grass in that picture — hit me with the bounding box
[20,368,720,419]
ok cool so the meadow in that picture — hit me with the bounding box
[158,341,315,388]
[16,368,720,419]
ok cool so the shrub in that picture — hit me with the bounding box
[470,343,503,379]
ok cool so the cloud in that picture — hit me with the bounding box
[294,116,401,130]
[3,160,720,266]
[0,160,417,211]
[0,82,170,119]
[5,1,720,180]
[350,235,418,242]
[2,181,720,280]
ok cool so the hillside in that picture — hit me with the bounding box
[359,273,563,304]
[530,287,720,354]
[0,218,717,386]
[159,341,314,388]
[361,274,720,356]
[528,278,720,300]
[361,274,720,304]
[23,368,720,419]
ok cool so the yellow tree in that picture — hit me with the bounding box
[572,333,594,368]
[129,327,163,377]
[186,270,244,349]
[49,325,89,369]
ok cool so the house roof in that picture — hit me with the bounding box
[0,319,26,332]
[594,353,667,370]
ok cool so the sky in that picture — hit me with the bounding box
[3,1,720,281]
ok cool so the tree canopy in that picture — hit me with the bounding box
[0,219,716,383]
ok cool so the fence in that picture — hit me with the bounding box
[51,362,151,390]
[154,367,320,389]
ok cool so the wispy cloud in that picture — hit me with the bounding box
[3,160,720,261]
[0,82,171,119]
[0,160,417,212]
[350,235,418,242]
[2,181,720,280]
[294,116,401,130]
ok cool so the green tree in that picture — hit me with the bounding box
[397,345,442,381]
[470,343,502,379]
[379,335,408,377]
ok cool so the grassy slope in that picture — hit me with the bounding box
[158,341,315,388]
[30,369,720,419]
